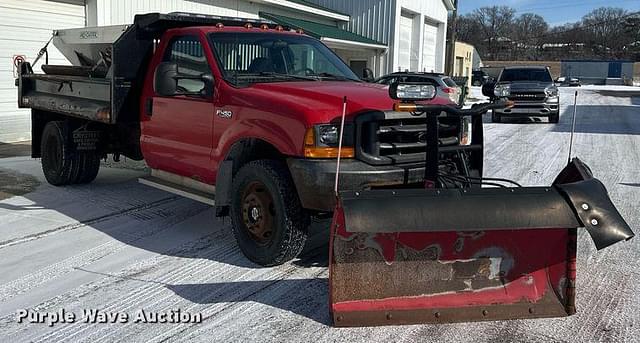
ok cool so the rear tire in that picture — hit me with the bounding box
[41,121,78,186]
[491,111,501,123]
[230,159,309,266]
[40,121,101,186]
[549,111,559,123]
[75,152,101,184]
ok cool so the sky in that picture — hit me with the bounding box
[457,0,640,27]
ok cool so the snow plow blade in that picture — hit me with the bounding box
[329,158,634,327]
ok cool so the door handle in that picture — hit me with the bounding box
[145,98,153,116]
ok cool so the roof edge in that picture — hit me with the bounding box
[258,0,350,21]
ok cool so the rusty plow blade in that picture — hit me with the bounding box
[329,159,634,327]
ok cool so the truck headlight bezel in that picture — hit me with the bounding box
[304,124,354,158]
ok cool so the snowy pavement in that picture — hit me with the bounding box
[0,87,639,342]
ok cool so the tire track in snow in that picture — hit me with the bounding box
[0,234,227,341]
[0,196,178,250]
[0,198,207,306]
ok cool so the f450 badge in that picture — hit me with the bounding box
[216,109,233,119]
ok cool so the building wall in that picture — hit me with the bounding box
[86,0,340,26]
[393,0,448,74]
[308,0,396,45]
[309,0,449,75]
[454,41,474,88]
[0,0,85,143]
[561,61,635,85]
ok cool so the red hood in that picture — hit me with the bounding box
[243,81,452,124]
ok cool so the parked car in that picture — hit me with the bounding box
[483,66,560,123]
[374,72,462,105]
[471,70,491,86]
[556,76,581,87]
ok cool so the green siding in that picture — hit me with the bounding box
[259,12,385,47]
[283,0,349,16]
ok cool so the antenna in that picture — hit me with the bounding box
[567,91,578,164]
[334,96,348,194]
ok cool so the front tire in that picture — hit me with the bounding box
[230,160,310,266]
[549,111,559,123]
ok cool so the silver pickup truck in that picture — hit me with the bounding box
[483,66,560,123]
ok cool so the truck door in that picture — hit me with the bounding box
[141,34,215,181]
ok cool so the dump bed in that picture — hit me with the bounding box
[17,23,150,124]
[16,12,277,124]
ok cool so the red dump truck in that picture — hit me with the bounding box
[16,12,633,327]
[16,12,459,266]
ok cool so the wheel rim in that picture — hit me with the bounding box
[241,181,275,245]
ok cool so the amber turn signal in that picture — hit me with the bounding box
[393,103,418,112]
[303,128,354,158]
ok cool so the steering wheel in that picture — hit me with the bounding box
[291,68,315,76]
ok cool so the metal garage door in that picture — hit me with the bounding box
[0,0,85,143]
[398,14,418,72]
[422,22,438,73]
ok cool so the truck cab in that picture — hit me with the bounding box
[16,13,476,266]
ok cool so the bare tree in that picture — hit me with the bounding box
[581,7,628,57]
[468,6,516,59]
[455,5,638,61]
[513,13,549,59]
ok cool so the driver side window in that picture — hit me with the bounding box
[163,35,210,93]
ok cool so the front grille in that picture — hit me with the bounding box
[508,92,546,102]
[355,112,461,165]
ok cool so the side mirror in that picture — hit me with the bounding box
[389,81,437,101]
[155,62,178,96]
[481,82,496,97]
[362,68,375,82]
[154,61,214,97]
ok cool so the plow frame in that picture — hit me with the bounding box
[327,95,634,327]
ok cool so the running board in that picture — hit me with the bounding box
[139,169,215,205]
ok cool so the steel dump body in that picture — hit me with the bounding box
[16,13,279,125]
[17,24,149,124]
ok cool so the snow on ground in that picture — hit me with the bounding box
[0,87,638,342]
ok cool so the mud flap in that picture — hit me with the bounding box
[329,158,634,326]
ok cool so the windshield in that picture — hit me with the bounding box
[208,32,360,84]
[500,69,552,83]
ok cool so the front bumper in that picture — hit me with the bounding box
[495,97,559,116]
[287,158,427,211]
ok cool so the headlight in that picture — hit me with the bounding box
[318,125,339,145]
[304,124,354,158]
[494,84,511,97]
[545,87,558,97]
